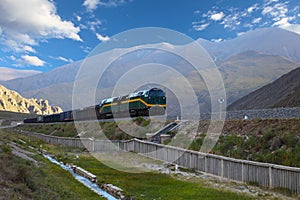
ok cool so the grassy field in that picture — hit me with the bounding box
[38,143,255,200]
[0,129,103,199]
[0,129,256,200]
[188,119,300,167]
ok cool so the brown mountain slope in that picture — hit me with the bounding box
[0,85,62,114]
[228,67,300,110]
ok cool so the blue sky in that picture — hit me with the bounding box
[0,0,299,72]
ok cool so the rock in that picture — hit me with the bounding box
[0,84,62,115]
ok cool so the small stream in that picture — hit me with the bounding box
[43,154,118,200]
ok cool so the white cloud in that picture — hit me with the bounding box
[192,0,300,36]
[9,56,16,61]
[281,24,300,35]
[260,1,300,35]
[96,33,110,42]
[262,6,273,15]
[21,55,45,66]
[87,19,102,32]
[273,18,300,35]
[247,4,258,13]
[221,12,242,30]
[23,45,36,53]
[0,0,81,53]
[211,38,223,43]
[262,2,288,19]
[210,12,224,21]
[252,17,262,24]
[237,32,246,36]
[273,17,289,27]
[83,0,129,11]
[50,56,73,63]
[80,46,92,54]
[265,0,279,6]
[83,0,99,11]
[192,22,209,31]
[201,7,243,30]
[76,15,82,22]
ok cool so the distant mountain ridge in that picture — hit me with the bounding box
[228,67,300,110]
[1,28,300,112]
[0,67,41,81]
[198,27,300,62]
[0,85,62,115]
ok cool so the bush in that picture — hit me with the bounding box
[1,144,11,153]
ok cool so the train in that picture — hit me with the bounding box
[23,88,166,123]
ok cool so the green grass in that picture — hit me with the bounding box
[40,145,254,200]
[188,130,300,167]
[0,130,103,199]
[17,123,78,137]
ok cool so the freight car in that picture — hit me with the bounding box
[23,88,166,123]
[59,110,74,122]
[73,106,100,121]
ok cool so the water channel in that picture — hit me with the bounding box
[43,154,118,200]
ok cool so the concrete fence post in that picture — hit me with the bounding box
[269,165,273,189]
[242,163,244,183]
[92,138,95,152]
[204,155,207,173]
[221,158,224,178]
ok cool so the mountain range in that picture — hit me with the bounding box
[1,28,300,112]
[0,67,41,81]
[197,27,300,62]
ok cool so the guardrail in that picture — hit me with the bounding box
[20,131,300,194]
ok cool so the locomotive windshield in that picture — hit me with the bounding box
[149,89,165,97]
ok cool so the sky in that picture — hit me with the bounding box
[0,0,299,72]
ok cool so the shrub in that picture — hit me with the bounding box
[1,143,11,153]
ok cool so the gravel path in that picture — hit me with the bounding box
[8,142,39,167]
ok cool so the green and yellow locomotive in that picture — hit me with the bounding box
[99,88,166,118]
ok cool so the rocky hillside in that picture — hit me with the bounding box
[228,67,300,110]
[0,85,62,115]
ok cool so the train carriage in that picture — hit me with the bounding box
[73,106,100,121]
[60,110,74,122]
[43,113,61,123]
